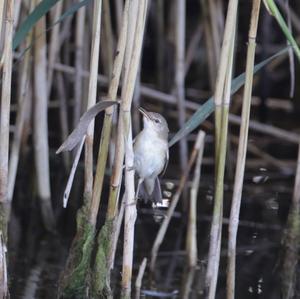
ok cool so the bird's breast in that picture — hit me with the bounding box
[134,131,168,179]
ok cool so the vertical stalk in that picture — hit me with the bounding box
[114,0,123,36]
[106,0,139,225]
[121,1,148,297]
[0,1,13,297]
[201,0,216,89]
[208,0,222,66]
[89,0,129,227]
[8,0,34,202]
[206,0,238,297]
[135,258,147,299]
[156,0,164,89]
[89,2,132,297]
[101,0,114,78]
[181,130,205,299]
[47,0,63,95]
[56,72,70,168]
[187,131,205,268]
[33,0,55,231]
[0,1,6,58]
[175,0,188,182]
[73,5,86,128]
[281,142,300,299]
[121,126,136,299]
[227,2,261,298]
[84,0,102,203]
[13,0,21,31]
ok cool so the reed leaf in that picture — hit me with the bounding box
[263,0,300,62]
[168,47,289,147]
[13,0,59,50]
[56,100,118,154]
[13,0,92,50]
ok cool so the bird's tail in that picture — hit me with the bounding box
[137,177,162,204]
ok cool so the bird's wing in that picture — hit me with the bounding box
[160,149,169,177]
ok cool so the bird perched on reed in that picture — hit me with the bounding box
[133,108,169,204]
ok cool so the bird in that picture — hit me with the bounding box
[133,107,169,204]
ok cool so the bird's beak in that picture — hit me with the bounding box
[139,107,150,120]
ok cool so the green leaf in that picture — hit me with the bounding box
[168,47,289,148]
[263,0,300,62]
[13,0,60,50]
[13,0,93,51]
[50,0,92,29]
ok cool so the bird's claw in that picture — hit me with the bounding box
[124,199,137,207]
[126,165,135,172]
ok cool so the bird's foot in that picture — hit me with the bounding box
[123,198,137,207]
[126,165,135,172]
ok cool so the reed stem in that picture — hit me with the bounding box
[73,5,86,129]
[84,0,102,203]
[0,1,14,297]
[227,1,261,298]
[121,1,148,297]
[175,0,188,185]
[206,0,238,297]
[90,0,129,227]
[33,0,55,231]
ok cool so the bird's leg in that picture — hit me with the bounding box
[125,165,135,171]
[124,178,143,207]
[135,178,144,201]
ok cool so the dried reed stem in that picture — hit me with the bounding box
[181,130,205,299]
[0,1,5,57]
[175,0,188,182]
[73,5,86,128]
[156,0,164,89]
[84,0,102,202]
[56,72,70,168]
[280,142,300,298]
[0,1,13,296]
[89,0,129,227]
[227,1,261,298]
[8,0,34,202]
[33,0,55,231]
[106,0,138,224]
[89,3,130,297]
[185,24,202,75]
[206,0,238,297]
[135,258,147,299]
[187,130,205,267]
[114,0,124,35]
[121,1,148,297]
[122,125,137,299]
[101,0,114,78]
[47,0,63,95]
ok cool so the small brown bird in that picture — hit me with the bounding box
[134,108,169,203]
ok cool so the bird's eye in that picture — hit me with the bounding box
[154,119,160,124]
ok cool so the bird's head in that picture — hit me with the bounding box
[139,107,169,138]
